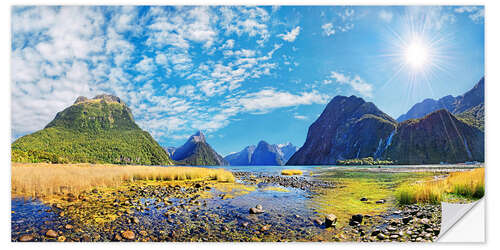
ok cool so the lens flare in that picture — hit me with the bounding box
[404,39,428,70]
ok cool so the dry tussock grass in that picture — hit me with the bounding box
[11,163,234,198]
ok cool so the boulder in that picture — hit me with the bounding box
[324,214,337,228]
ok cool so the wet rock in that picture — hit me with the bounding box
[121,230,135,240]
[390,234,399,240]
[19,234,34,242]
[45,230,58,238]
[360,197,368,201]
[260,224,271,231]
[194,183,202,188]
[377,233,386,240]
[313,218,324,226]
[249,205,264,214]
[375,199,385,204]
[349,214,363,226]
[402,217,412,224]
[371,229,381,236]
[324,214,337,228]
[114,234,123,241]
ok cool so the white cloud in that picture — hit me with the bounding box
[329,71,374,98]
[321,23,335,36]
[222,39,235,49]
[277,26,301,42]
[135,56,156,73]
[379,10,393,22]
[455,6,484,23]
[294,115,308,120]
[232,89,329,113]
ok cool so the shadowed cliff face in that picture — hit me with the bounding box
[172,131,228,166]
[384,109,484,164]
[287,95,397,165]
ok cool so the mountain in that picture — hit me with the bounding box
[456,103,484,131]
[171,131,228,166]
[397,77,484,122]
[224,142,298,166]
[277,142,299,163]
[384,109,484,164]
[250,141,285,165]
[11,94,173,165]
[287,95,484,165]
[287,95,397,165]
[224,145,256,166]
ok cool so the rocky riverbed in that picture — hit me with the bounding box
[11,172,441,242]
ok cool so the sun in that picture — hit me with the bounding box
[404,39,429,70]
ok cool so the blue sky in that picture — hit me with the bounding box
[11,6,484,156]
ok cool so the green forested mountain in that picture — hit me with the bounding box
[12,94,174,165]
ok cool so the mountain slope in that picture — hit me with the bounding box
[397,77,484,122]
[287,95,397,165]
[171,131,228,166]
[384,109,484,164]
[12,94,173,165]
[224,145,256,166]
[456,103,484,131]
[250,141,284,165]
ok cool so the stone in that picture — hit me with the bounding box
[114,234,123,241]
[57,236,66,242]
[390,234,399,239]
[324,214,337,228]
[121,230,135,240]
[360,197,368,201]
[377,233,386,240]
[313,218,324,225]
[402,216,412,224]
[371,229,381,236]
[387,226,397,232]
[376,199,385,204]
[256,204,263,210]
[349,214,363,226]
[19,234,34,242]
[260,225,271,231]
[139,230,148,237]
[45,230,58,238]
[64,224,73,230]
[242,222,249,227]
[249,207,264,214]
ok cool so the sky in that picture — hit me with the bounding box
[11,6,484,156]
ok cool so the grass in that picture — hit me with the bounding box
[281,169,303,175]
[396,168,484,205]
[11,163,235,199]
[310,170,438,225]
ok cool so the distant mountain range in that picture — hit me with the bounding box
[169,131,228,166]
[397,77,484,123]
[11,94,174,165]
[224,141,298,166]
[288,77,484,165]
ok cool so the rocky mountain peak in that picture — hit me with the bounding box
[74,94,124,105]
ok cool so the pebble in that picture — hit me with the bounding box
[19,234,34,242]
[45,229,58,238]
[121,230,135,240]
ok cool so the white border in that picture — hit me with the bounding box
[2,0,498,249]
